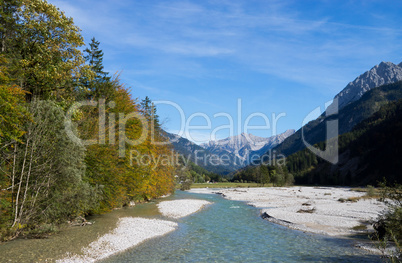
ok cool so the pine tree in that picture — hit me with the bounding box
[84,38,108,80]
[141,96,161,137]
[140,96,152,117]
[82,37,113,100]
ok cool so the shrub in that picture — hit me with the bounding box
[366,185,376,197]
[180,179,192,191]
[372,182,402,261]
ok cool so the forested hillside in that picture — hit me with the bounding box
[285,99,402,185]
[0,0,175,240]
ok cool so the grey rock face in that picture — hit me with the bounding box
[335,61,402,109]
[201,129,295,161]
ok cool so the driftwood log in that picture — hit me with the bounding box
[68,216,93,227]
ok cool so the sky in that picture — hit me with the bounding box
[49,0,402,144]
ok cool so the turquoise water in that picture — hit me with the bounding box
[102,191,380,263]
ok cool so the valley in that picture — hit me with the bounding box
[1,1,402,262]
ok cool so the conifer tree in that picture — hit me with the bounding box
[140,96,161,133]
[82,37,114,100]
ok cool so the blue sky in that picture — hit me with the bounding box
[50,0,402,144]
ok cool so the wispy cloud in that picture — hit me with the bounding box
[117,1,399,90]
[53,0,401,74]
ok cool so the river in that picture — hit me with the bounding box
[0,190,381,262]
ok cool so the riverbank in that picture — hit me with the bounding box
[56,199,211,262]
[56,218,177,263]
[189,187,386,237]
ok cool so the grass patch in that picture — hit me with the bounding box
[338,186,382,203]
[346,197,359,202]
[352,224,368,231]
[351,186,380,198]
[338,195,380,203]
[190,182,266,189]
[350,187,368,193]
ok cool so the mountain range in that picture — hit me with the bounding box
[163,130,294,175]
[201,130,295,162]
[162,130,241,175]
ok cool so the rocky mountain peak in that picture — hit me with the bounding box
[201,129,295,162]
[334,61,402,109]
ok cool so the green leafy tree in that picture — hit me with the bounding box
[0,0,22,53]
[9,100,99,234]
[260,165,270,186]
[271,168,284,186]
[10,0,91,101]
[0,56,29,144]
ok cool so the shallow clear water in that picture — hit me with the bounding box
[102,191,380,263]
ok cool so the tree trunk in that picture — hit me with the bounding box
[18,140,35,224]
[12,137,29,228]
[11,142,17,220]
